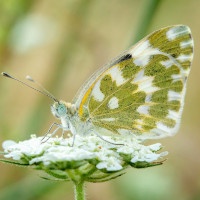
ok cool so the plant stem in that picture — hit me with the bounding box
[74,181,85,200]
[132,0,162,43]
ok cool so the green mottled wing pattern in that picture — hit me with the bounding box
[75,25,193,139]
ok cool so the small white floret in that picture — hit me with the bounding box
[2,140,16,149]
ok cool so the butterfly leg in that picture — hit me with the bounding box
[61,129,65,138]
[68,124,77,147]
[41,126,61,143]
[71,133,76,147]
[93,131,124,146]
[41,122,62,143]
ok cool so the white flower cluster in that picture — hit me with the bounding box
[2,134,167,172]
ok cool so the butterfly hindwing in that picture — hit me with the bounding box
[74,25,193,139]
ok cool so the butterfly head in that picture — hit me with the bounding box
[51,101,67,118]
[51,101,76,119]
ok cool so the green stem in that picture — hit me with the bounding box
[132,0,162,43]
[74,181,85,200]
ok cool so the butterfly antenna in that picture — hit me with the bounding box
[26,75,58,103]
[1,72,59,103]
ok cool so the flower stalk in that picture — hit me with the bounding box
[74,181,85,200]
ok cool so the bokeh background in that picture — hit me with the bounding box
[0,0,199,199]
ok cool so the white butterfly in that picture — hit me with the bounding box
[2,25,194,145]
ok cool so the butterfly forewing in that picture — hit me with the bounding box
[74,25,193,139]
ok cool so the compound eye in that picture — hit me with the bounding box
[57,104,66,116]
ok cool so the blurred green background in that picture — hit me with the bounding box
[0,0,199,199]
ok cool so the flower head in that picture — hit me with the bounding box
[2,134,167,183]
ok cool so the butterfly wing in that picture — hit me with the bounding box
[73,25,193,139]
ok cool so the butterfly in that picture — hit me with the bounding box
[2,25,193,145]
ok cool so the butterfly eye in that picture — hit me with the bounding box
[57,104,67,116]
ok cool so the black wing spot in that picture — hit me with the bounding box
[171,53,176,58]
[114,54,132,65]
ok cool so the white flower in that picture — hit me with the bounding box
[1,134,167,182]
